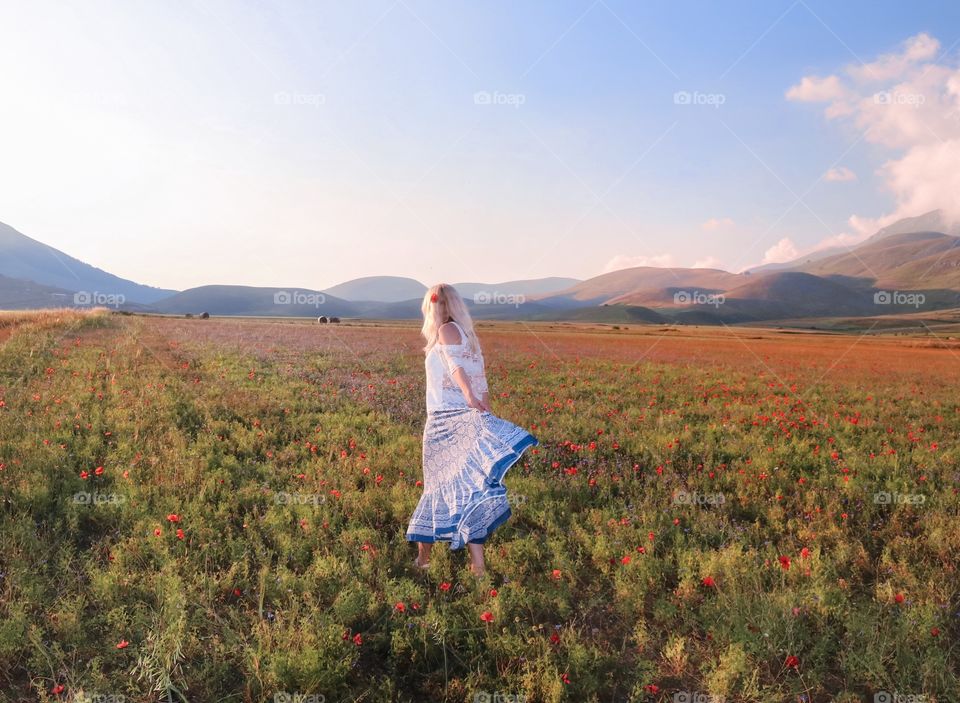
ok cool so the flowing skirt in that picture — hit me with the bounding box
[406,407,538,550]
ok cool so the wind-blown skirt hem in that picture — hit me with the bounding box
[405,407,538,551]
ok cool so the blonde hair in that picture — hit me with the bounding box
[421,283,481,355]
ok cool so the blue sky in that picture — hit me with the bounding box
[1,1,958,290]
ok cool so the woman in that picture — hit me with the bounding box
[405,283,539,578]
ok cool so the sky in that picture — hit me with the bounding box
[1,0,959,291]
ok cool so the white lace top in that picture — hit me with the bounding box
[425,320,489,411]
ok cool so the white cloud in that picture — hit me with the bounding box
[701,217,734,230]
[787,31,960,234]
[823,166,858,182]
[603,253,676,273]
[786,75,847,103]
[761,238,799,265]
[847,32,940,82]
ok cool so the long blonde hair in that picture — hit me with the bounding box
[421,283,481,355]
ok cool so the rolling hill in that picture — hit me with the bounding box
[0,221,177,304]
[3,211,960,325]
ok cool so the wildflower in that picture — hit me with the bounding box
[166,513,181,523]
[489,589,498,597]
[51,684,65,695]
[561,672,571,684]
[894,592,905,604]
[480,611,494,623]
[176,528,185,540]
[551,569,562,580]
[353,633,362,646]
[153,528,162,537]
[620,555,631,565]
[784,655,799,669]
[778,555,791,570]
[702,576,716,588]
[116,639,129,649]
[439,582,451,592]
[800,547,810,559]
[394,602,406,613]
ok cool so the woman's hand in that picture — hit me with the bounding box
[466,393,485,411]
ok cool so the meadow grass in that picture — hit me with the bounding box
[0,313,957,702]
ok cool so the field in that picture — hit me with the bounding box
[0,310,958,702]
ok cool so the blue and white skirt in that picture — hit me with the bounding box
[406,407,538,550]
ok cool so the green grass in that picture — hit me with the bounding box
[0,313,957,702]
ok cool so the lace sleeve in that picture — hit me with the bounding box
[437,344,467,376]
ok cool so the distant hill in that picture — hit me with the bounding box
[0,221,178,304]
[322,275,582,303]
[4,211,960,325]
[534,267,745,307]
[452,277,581,300]
[0,274,76,310]
[323,276,426,303]
[794,231,960,290]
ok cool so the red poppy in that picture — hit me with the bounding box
[894,592,905,604]
[644,684,659,693]
[489,589,498,597]
[51,684,65,695]
[702,576,716,588]
[551,569,562,580]
[430,293,438,302]
[800,547,810,559]
[931,627,940,636]
[480,611,494,622]
[778,555,791,570]
[353,633,363,646]
[784,655,799,669]
[550,631,560,644]
[439,582,451,592]
[94,466,104,476]
[561,672,571,684]
[394,602,406,612]
[116,639,129,649]
[166,514,181,523]
[153,528,162,537]
[176,528,185,540]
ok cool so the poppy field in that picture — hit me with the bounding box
[0,309,957,703]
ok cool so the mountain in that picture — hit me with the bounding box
[322,275,582,303]
[794,230,960,290]
[533,267,745,307]
[4,211,960,325]
[452,277,581,300]
[0,274,76,310]
[323,276,426,303]
[0,221,178,304]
